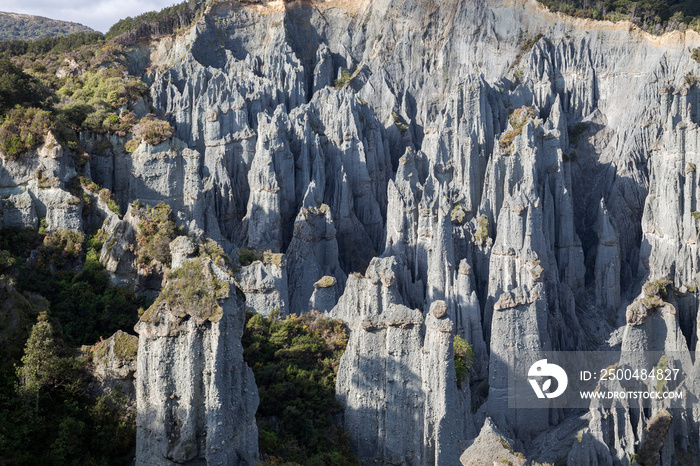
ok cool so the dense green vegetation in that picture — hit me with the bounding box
[106,0,207,44]
[540,0,700,32]
[0,32,104,58]
[454,335,475,390]
[242,311,357,465]
[0,12,93,42]
[125,114,174,152]
[0,314,135,464]
[0,58,47,116]
[1,227,148,347]
[141,257,229,324]
[133,202,181,273]
[0,28,166,160]
[0,107,52,159]
[0,226,143,463]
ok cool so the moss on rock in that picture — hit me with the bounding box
[636,409,672,466]
[140,258,230,326]
[93,330,138,362]
[313,275,337,289]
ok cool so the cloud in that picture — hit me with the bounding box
[1,0,181,33]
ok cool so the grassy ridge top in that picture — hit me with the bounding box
[0,12,93,42]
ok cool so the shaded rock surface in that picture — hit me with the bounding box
[134,257,258,465]
[88,330,138,413]
[5,0,700,463]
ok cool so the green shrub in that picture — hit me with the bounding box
[102,110,137,136]
[124,138,140,152]
[314,276,337,288]
[499,106,536,151]
[106,0,207,43]
[263,250,284,267]
[334,69,354,90]
[635,409,673,466]
[642,277,672,299]
[392,111,409,134]
[451,204,467,224]
[134,202,180,273]
[141,258,229,324]
[237,248,284,267]
[198,238,232,269]
[0,31,104,56]
[7,228,146,346]
[475,214,489,246]
[242,311,355,464]
[0,106,52,159]
[98,188,121,217]
[53,68,147,137]
[0,57,44,115]
[0,227,43,258]
[62,69,145,110]
[40,230,84,268]
[120,113,174,151]
[131,114,174,146]
[82,109,110,133]
[453,335,474,390]
[538,0,700,33]
[2,314,136,464]
[693,48,700,64]
[238,248,262,266]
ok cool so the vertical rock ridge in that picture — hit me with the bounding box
[134,257,258,465]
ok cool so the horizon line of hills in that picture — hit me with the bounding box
[3,0,700,44]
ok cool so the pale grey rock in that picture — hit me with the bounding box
[459,418,525,466]
[639,89,700,287]
[310,275,337,313]
[242,110,290,251]
[430,300,447,319]
[0,132,82,231]
[0,189,37,229]
[481,102,584,437]
[6,0,700,462]
[98,205,139,286]
[422,308,475,465]
[330,256,470,465]
[567,430,614,466]
[455,259,488,380]
[235,257,289,317]
[170,236,198,270]
[286,201,345,316]
[35,187,83,232]
[595,199,621,318]
[134,258,259,466]
[88,330,138,414]
[312,44,333,94]
[576,283,697,465]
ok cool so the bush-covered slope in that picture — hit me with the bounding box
[0,12,93,42]
[540,0,700,32]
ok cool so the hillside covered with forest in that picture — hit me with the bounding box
[0,12,93,42]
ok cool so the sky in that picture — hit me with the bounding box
[0,0,182,33]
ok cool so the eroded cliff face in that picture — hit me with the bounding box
[4,0,700,463]
[134,256,258,465]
